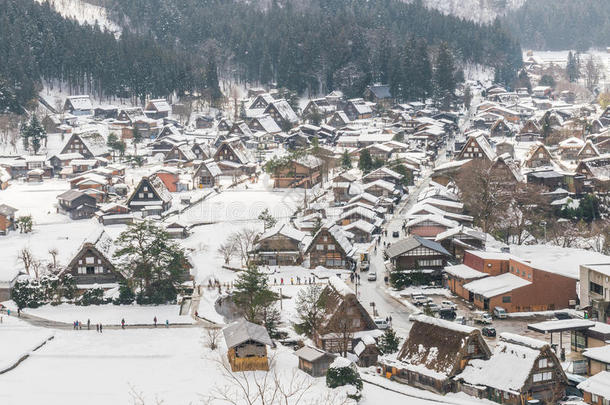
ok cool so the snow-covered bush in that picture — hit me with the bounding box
[113,283,135,305]
[77,287,105,306]
[326,358,363,401]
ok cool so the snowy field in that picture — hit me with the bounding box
[0,316,53,372]
[22,303,193,326]
[0,178,71,224]
[0,324,493,405]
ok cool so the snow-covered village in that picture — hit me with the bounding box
[1,0,610,404]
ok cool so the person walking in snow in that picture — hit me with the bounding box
[121,318,125,329]
[165,320,169,328]
[99,323,103,333]
[154,316,157,327]
[87,319,90,330]
[96,323,99,333]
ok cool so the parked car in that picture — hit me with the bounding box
[493,306,507,319]
[558,395,585,405]
[439,308,456,321]
[367,272,377,281]
[441,300,457,310]
[425,303,440,313]
[481,326,496,337]
[374,318,389,330]
[412,296,431,306]
[392,231,400,238]
[554,312,573,320]
[454,315,466,325]
[474,312,493,324]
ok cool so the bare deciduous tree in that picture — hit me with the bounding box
[18,248,36,277]
[218,241,235,265]
[48,248,59,269]
[456,160,510,234]
[205,327,222,350]
[228,228,259,266]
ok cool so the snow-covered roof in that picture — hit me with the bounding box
[258,222,306,243]
[463,273,531,298]
[406,214,459,229]
[328,276,354,297]
[583,345,610,365]
[578,371,610,399]
[457,337,544,395]
[294,346,334,362]
[443,264,488,280]
[267,99,298,123]
[329,356,353,369]
[223,318,272,348]
[66,95,93,111]
[528,319,596,333]
[386,235,450,258]
[342,219,375,235]
[409,314,477,334]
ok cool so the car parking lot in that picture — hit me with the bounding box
[408,291,572,349]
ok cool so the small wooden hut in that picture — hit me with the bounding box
[223,319,272,372]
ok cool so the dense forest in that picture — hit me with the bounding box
[0,0,209,113]
[0,0,524,115]
[105,0,523,97]
[504,0,610,50]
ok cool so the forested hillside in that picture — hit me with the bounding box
[504,0,610,50]
[0,0,208,113]
[104,0,522,97]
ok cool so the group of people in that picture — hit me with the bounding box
[72,319,102,332]
[272,276,315,285]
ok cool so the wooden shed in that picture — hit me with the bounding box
[294,346,335,377]
[223,319,272,372]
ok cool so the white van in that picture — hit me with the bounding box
[474,312,493,324]
[374,318,389,330]
[493,306,507,319]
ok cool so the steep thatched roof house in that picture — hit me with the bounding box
[380,315,491,394]
[313,276,378,354]
[455,333,567,404]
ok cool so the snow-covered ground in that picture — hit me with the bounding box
[34,0,121,35]
[411,0,527,24]
[0,315,53,372]
[0,178,71,224]
[0,323,493,405]
[22,303,193,326]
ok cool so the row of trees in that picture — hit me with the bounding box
[108,0,522,97]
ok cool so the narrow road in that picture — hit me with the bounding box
[355,146,449,337]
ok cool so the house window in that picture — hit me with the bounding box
[592,394,598,403]
[502,296,511,303]
[148,193,153,198]
[139,193,144,198]
[323,236,328,242]
[316,244,324,251]
[538,358,548,369]
[328,245,335,251]
[352,318,361,327]
[86,257,94,264]
[467,343,475,354]
[86,266,95,275]
[143,186,148,191]
[533,373,543,383]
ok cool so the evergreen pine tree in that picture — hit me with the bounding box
[377,328,401,354]
[358,149,373,174]
[434,42,456,108]
[341,150,352,170]
[232,264,278,323]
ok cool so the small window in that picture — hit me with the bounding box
[148,193,153,198]
[543,372,552,380]
[85,257,95,264]
[316,244,324,251]
[467,343,475,354]
[502,296,511,303]
[328,245,335,251]
[592,394,598,402]
[138,193,144,198]
[533,373,542,383]
[538,358,548,369]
